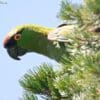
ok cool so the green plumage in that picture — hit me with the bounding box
[4,24,74,61]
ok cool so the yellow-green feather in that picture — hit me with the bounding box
[14,24,65,61]
[7,24,54,38]
[16,24,54,36]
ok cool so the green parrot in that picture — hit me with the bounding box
[3,24,77,61]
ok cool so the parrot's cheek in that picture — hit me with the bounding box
[7,46,27,60]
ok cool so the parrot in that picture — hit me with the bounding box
[3,24,77,61]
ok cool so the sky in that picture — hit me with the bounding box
[0,0,61,100]
[0,0,81,100]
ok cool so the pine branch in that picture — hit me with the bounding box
[20,92,38,100]
[20,0,100,100]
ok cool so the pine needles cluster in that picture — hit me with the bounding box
[19,0,100,100]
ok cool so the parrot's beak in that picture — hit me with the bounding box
[7,46,21,60]
[3,35,27,60]
[3,35,20,60]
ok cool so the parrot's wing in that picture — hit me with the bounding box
[48,25,77,43]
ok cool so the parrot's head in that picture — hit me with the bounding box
[3,26,28,60]
[3,25,53,60]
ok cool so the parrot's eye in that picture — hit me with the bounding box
[14,34,21,41]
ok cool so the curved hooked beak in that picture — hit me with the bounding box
[3,35,27,60]
[7,46,21,60]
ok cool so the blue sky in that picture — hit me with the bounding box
[0,0,81,100]
[0,0,60,100]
